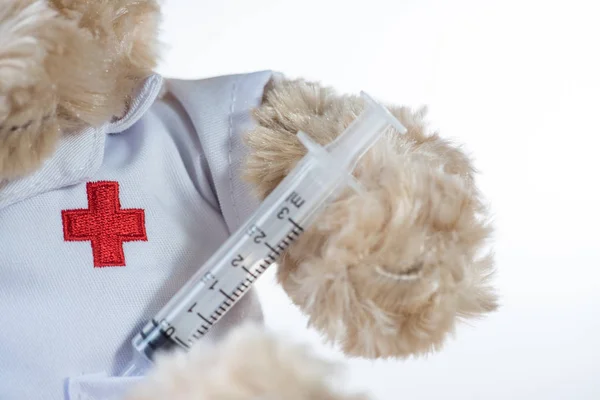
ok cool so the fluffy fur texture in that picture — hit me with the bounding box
[0,0,64,179]
[48,0,161,127]
[125,323,368,400]
[244,76,498,358]
[0,0,159,180]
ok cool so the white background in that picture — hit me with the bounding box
[156,0,600,398]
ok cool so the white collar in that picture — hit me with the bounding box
[0,74,164,210]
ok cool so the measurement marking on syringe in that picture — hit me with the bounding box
[197,313,213,325]
[192,329,206,339]
[187,234,302,345]
[265,243,280,256]
[191,327,208,339]
[288,217,304,232]
[174,336,190,348]
[188,224,305,345]
[190,226,304,344]
[259,261,270,269]
[220,289,235,302]
[242,266,257,278]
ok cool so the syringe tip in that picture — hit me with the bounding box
[360,92,408,135]
[323,92,407,172]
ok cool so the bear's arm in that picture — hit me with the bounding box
[245,75,497,359]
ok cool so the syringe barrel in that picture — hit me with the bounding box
[129,150,346,362]
[127,92,406,365]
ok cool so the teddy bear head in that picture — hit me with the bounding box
[0,0,160,181]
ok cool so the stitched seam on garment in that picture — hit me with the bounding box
[87,125,104,178]
[228,77,241,227]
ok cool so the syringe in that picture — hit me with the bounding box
[120,92,407,376]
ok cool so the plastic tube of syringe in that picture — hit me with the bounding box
[120,92,406,376]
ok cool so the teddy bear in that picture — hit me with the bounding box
[0,0,498,399]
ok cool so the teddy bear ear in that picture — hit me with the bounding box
[1,0,163,180]
[0,0,64,180]
[47,0,162,131]
[0,0,109,179]
[48,0,162,74]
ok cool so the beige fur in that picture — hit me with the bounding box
[48,0,161,127]
[244,76,498,358]
[0,0,63,179]
[0,0,160,180]
[125,323,369,400]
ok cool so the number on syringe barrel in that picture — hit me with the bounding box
[277,191,306,220]
[156,318,175,338]
[246,224,267,244]
[230,254,244,267]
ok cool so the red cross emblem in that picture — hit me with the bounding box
[62,181,147,267]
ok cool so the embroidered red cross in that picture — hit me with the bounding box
[62,181,147,267]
